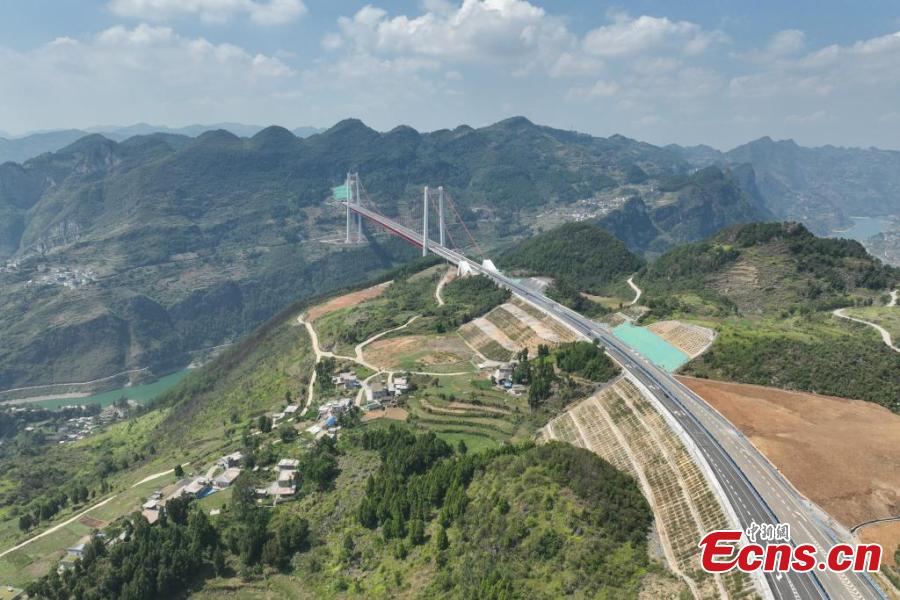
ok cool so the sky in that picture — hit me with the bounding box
[1,0,899,149]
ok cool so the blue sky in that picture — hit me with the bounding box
[1,0,899,149]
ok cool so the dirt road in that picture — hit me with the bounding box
[627,275,642,305]
[833,307,899,352]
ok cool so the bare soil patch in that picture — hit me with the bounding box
[78,515,106,529]
[306,282,389,321]
[678,376,900,528]
[363,334,476,371]
[362,407,408,422]
[857,521,900,566]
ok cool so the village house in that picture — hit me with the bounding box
[213,467,241,489]
[331,372,360,390]
[217,451,243,469]
[317,398,352,420]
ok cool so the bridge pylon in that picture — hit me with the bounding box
[422,186,429,256]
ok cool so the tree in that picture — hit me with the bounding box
[212,547,227,576]
[18,513,33,531]
[409,517,426,546]
[165,496,191,526]
[435,525,449,551]
[173,464,184,478]
[456,439,467,455]
[257,415,272,433]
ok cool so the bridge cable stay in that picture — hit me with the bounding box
[443,190,485,260]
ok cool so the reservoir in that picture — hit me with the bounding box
[33,369,191,410]
[830,216,895,242]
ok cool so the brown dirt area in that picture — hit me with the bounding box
[362,407,408,422]
[78,515,106,528]
[363,334,476,371]
[857,521,900,566]
[678,376,900,530]
[306,282,390,321]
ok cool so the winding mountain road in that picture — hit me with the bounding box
[627,275,642,305]
[832,307,899,353]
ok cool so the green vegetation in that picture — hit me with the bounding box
[24,423,655,600]
[684,315,900,411]
[635,222,900,409]
[500,222,644,294]
[436,274,510,330]
[0,116,692,393]
[555,341,621,382]
[313,262,440,353]
[843,305,900,342]
[404,373,529,450]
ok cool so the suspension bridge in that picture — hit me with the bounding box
[328,173,886,600]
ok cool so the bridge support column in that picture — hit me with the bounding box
[438,186,445,247]
[344,172,351,244]
[422,186,429,256]
[355,173,362,243]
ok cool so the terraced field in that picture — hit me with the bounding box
[541,378,756,600]
[403,373,530,452]
[458,319,515,361]
[648,320,716,358]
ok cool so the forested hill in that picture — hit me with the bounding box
[635,222,900,409]
[499,222,644,293]
[0,117,763,392]
[639,221,898,313]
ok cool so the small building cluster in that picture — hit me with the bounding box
[29,265,98,289]
[271,404,300,425]
[331,371,360,390]
[259,458,299,501]
[365,375,410,410]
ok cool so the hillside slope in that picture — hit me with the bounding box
[670,137,900,233]
[6,264,665,598]
[597,166,772,256]
[499,222,644,292]
[636,222,900,409]
[1,117,765,392]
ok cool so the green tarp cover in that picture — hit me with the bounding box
[332,184,350,200]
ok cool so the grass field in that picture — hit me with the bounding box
[843,305,900,342]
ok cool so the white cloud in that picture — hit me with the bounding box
[0,24,295,130]
[582,13,726,57]
[742,29,806,63]
[333,0,576,74]
[107,0,307,25]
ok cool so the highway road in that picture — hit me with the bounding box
[348,202,887,600]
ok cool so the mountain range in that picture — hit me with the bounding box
[0,116,893,393]
[668,137,900,233]
[0,124,322,164]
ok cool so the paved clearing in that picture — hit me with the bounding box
[305,282,390,321]
[678,376,900,529]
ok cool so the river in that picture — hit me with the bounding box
[30,369,192,410]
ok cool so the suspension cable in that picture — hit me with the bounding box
[444,190,485,259]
